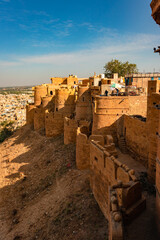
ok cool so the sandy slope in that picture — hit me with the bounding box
[0,125,107,240]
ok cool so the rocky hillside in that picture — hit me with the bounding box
[0,125,107,240]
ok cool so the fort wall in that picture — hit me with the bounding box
[26,77,152,240]
[76,129,118,170]
[108,187,123,240]
[76,127,90,169]
[34,106,45,131]
[64,118,90,145]
[26,104,36,125]
[41,96,54,110]
[90,139,146,236]
[147,80,160,182]
[128,96,147,117]
[64,118,78,144]
[45,111,64,137]
[123,115,148,167]
[156,109,160,235]
[46,84,56,96]
[34,85,48,106]
[92,96,147,143]
[75,86,92,121]
[44,88,76,137]
[67,76,78,86]
[50,77,66,85]
[55,88,75,113]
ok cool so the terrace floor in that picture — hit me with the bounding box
[116,148,159,240]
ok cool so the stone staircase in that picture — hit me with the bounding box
[118,136,127,154]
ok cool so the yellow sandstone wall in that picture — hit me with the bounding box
[75,86,92,121]
[34,85,48,106]
[26,104,36,125]
[76,130,117,170]
[41,96,54,109]
[64,118,90,145]
[45,111,64,137]
[147,80,160,182]
[92,96,147,143]
[123,115,148,167]
[128,96,147,117]
[156,110,160,236]
[34,106,45,131]
[90,140,145,221]
[76,127,90,169]
[55,88,75,113]
[67,76,78,86]
[92,96,129,142]
[45,88,76,137]
[50,77,66,85]
[64,118,78,144]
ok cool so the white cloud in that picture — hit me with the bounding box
[0,61,21,67]
[0,32,160,86]
[15,33,160,65]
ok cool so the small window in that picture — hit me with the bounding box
[83,97,85,102]
[74,81,76,84]
[94,156,98,162]
[56,108,58,111]
[50,91,53,95]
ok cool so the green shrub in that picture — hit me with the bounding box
[0,121,14,143]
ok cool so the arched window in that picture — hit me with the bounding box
[50,91,53,95]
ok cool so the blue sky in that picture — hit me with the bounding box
[0,0,160,86]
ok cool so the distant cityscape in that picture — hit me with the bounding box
[0,87,34,130]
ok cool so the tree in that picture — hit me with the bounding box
[104,59,138,78]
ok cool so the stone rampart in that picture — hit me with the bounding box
[75,86,92,121]
[34,85,48,106]
[26,104,36,125]
[34,106,45,131]
[45,110,64,137]
[92,95,147,144]
[123,115,148,167]
[64,118,90,145]
[90,139,146,238]
[76,130,118,170]
[147,80,160,182]
[76,127,90,169]
[156,109,160,236]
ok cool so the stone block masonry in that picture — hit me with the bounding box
[26,76,160,240]
[147,81,160,182]
[123,115,148,167]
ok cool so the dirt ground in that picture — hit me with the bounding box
[0,125,108,240]
[0,125,159,240]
